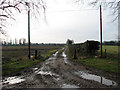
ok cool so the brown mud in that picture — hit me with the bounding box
[2,48,119,88]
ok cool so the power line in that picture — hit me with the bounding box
[44,9,98,13]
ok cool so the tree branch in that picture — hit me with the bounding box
[0,0,46,35]
[0,15,9,18]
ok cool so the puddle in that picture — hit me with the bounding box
[34,50,62,75]
[53,77,60,81]
[47,50,59,61]
[32,68,38,71]
[62,49,70,65]
[2,76,25,85]
[47,48,64,61]
[36,70,59,77]
[61,83,79,88]
[74,71,117,86]
[31,55,34,58]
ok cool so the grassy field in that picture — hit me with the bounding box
[2,45,62,58]
[66,45,119,73]
[97,45,118,59]
[73,58,118,73]
[2,45,64,76]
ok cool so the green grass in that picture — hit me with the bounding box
[73,58,119,73]
[2,45,63,58]
[67,45,119,73]
[2,45,64,77]
[97,45,118,59]
[41,49,58,59]
[101,45,118,54]
[2,49,58,77]
[2,57,42,76]
[57,48,64,57]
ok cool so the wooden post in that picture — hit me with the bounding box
[74,49,77,59]
[101,77,103,84]
[38,51,41,58]
[28,10,31,59]
[35,50,37,59]
[100,5,103,58]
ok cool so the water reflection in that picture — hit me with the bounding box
[61,83,79,88]
[62,51,67,64]
[36,70,59,77]
[2,76,25,85]
[74,71,117,86]
[47,50,60,61]
[62,49,71,65]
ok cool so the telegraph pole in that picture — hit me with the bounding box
[100,5,102,58]
[28,10,31,59]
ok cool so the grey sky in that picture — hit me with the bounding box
[4,0,118,43]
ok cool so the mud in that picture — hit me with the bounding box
[2,48,119,88]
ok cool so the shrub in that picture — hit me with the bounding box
[68,40,100,58]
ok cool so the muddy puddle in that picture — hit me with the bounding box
[36,70,59,77]
[2,48,118,88]
[61,83,79,88]
[34,49,62,80]
[47,49,61,61]
[74,71,117,86]
[33,68,38,71]
[2,76,25,86]
[2,49,62,87]
[62,49,70,65]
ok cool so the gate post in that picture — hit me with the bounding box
[35,50,38,59]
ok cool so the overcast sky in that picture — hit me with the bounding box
[4,0,118,43]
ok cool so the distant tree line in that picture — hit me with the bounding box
[2,38,65,46]
[103,41,119,46]
[2,38,26,46]
[66,39,74,45]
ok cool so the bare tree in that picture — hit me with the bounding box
[76,0,120,21]
[19,39,22,45]
[0,0,46,34]
[23,38,26,45]
[15,38,17,45]
[3,41,6,46]
[66,39,74,45]
[9,39,12,45]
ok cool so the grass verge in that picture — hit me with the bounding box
[2,49,59,77]
[73,58,119,73]
[57,48,64,58]
[66,45,119,73]
[2,57,42,76]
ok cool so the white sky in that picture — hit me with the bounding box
[4,0,118,43]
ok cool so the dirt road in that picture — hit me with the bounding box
[2,48,119,88]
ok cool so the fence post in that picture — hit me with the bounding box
[38,51,41,59]
[35,50,38,59]
[74,49,77,59]
[101,77,103,84]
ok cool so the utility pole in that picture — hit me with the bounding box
[100,5,102,58]
[118,3,120,76]
[28,10,31,59]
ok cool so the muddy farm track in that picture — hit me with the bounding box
[2,48,119,89]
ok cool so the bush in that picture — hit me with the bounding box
[68,40,100,58]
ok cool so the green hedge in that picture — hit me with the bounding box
[68,40,100,58]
